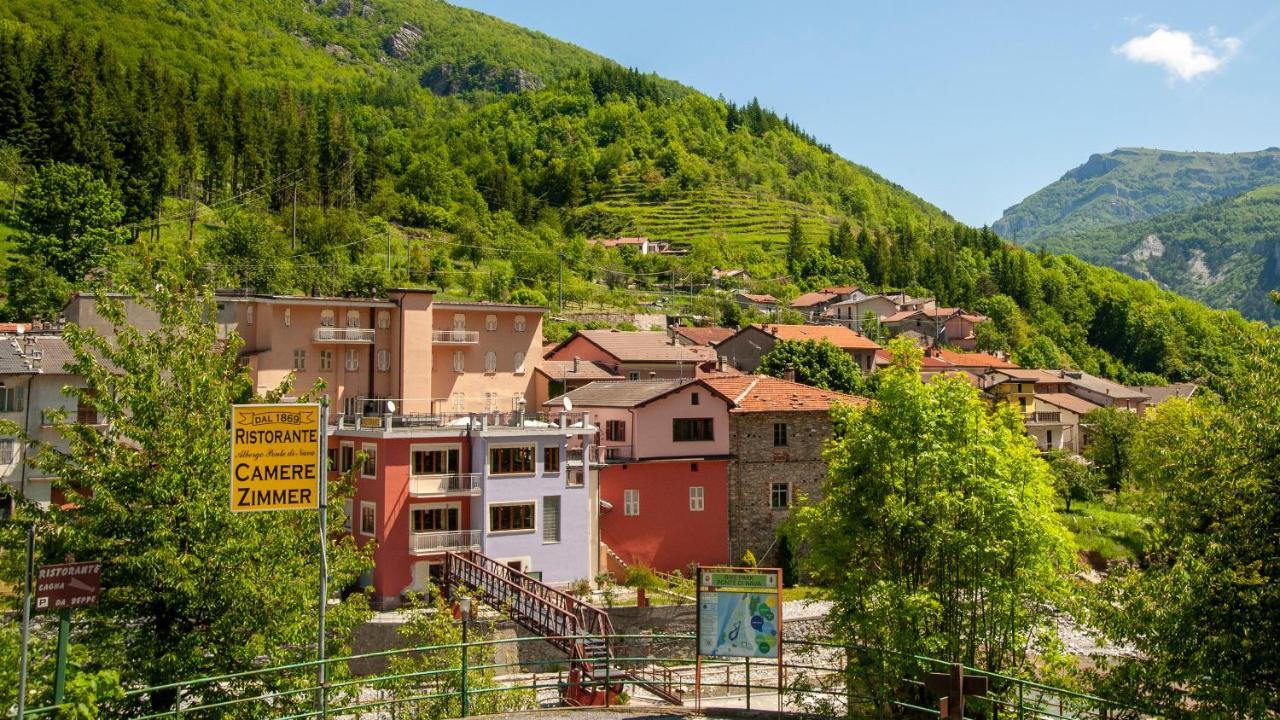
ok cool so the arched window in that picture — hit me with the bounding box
[452,351,465,373]
[246,305,255,325]
[376,349,390,372]
[283,308,292,327]
[320,309,335,327]
[485,315,497,331]
[484,351,498,374]
[453,314,466,330]
[377,310,390,329]
[346,310,360,328]
[513,315,527,332]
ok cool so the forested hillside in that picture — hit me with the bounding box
[0,2,1267,390]
[994,147,1280,244]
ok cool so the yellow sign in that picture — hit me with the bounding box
[230,403,321,512]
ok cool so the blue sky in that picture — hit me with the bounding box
[453,1,1280,226]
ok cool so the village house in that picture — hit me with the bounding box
[882,307,987,349]
[827,293,900,328]
[788,291,841,321]
[735,292,780,315]
[1033,393,1103,453]
[717,324,882,374]
[701,375,865,567]
[1031,369,1149,411]
[547,379,733,574]
[669,325,736,348]
[529,357,622,408]
[544,329,721,381]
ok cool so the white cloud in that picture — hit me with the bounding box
[1115,25,1241,82]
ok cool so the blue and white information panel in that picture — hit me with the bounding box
[697,568,782,658]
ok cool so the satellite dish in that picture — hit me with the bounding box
[562,396,573,412]
[386,400,397,414]
[15,326,23,336]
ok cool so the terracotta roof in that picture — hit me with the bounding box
[919,306,962,318]
[1030,369,1149,400]
[880,310,921,324]
[536,359,623,381]
[820,286,859,295]
[672,326,736,347]
[919,355,953,369]
[553,330,717,364]
[0,323,31,333]
[752,324,882,351]
[1131,383,1197,405]
[1035,392,1104,416]
[738,293,778,304]
[924,369,983,387]
[874,349,894,366]
[934,349,1020,369]
[788,292,838,308]
[701,374,867,412]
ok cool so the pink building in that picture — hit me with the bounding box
[544,330,722,382]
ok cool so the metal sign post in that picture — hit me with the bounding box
[33,560,102,705]
[694,566,783,713]
[317,398,329,719]
[16,524,34,719]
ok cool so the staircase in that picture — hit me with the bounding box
[442,550,682,706]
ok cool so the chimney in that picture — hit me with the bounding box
[573,356,580,373]
[717,355,726,372]
[783,365,796,383]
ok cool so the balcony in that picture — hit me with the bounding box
[410,529,480,554]
[313,327,375,344]
[1025,411,1064,425]
[409,473,480,496]
[567,444,635,465]
[431,329,480,344]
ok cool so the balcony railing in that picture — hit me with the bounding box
[431,330,479,344]
[1026,411,1063,424]
[313,327,375,343]
[409,473,480,496]
[567,444,635,465]
[410,529,480,554]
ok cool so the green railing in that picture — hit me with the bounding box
[18,633,1158,719]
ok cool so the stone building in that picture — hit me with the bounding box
[702,375,866,567]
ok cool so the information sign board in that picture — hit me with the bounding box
[35,561,101,611]
[230,403,321,512]
[697,567,782,658]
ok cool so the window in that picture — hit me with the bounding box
[326,447,338,474]
[691,392,700,406]
[320,309,336,327]
[672,418,714,442]
[542,496,561,543]
[413,447,459,475]
[489,502,535,532]
[293,349,306,371]
[361,444,377,477]
[484,392,497,412]
[773,422,788,447]
[605,420,626,441]
[0,386,23,412]
[451,393,465,412]
[544,446,560,474]
[412,505,460,532]
[283,308,291,327]
[485,314,497,331]
[0,438,14,464]
[342,499,352,531]
[452,351,465,373]
[513,315,526,332]
[377,310,390,329]
[513,351,526,374]
[489,446,535,475]
[76,396,97,425]
[319,350,333,371]
[453,313,466,330]
[346,310,360,328]
[246,305,255,324]
[623,489,639,516]
[1046,430,1054,447]
[484,351,497,373]
[376,349,390,372]
[689,486,705,511]
[340,443,354,473]
[770,482,791,510]
[628,371,640,381]
[359,501,376,536]
[345,349,359,371]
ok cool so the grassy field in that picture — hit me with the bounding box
[1058,494,1153,564]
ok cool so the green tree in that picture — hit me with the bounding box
[794,339,1072,696]
[1082,407,1140,492]
[785,214,807,278]
[1045,450,1098,512]
[203,210,292,293]
[4,261,73,321]
[1091,335,1280,716]
[508,287,548,306]
[0,141,27,218]
[0,275,371,714]
[758,339,866,394]
[15,163,125,280]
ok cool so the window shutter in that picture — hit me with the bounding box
[542,496,561,543]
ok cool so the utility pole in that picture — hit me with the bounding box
[187,178,198,245]
[386,228,392,274]
[558,254,564,309]
[291,183,298,251]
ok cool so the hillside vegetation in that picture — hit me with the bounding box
[0,1,1268,390]
[994,147,1280,243]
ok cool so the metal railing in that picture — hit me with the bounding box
[1026,411,1063,424]
[18,632,1167,719]
[409,473,480,496]
[431,330,480,344]
[409,530,480,554]
[312,327,376,343]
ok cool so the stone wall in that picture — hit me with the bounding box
[727,411,834,567]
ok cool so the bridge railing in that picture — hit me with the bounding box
[18,633,1163,719]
